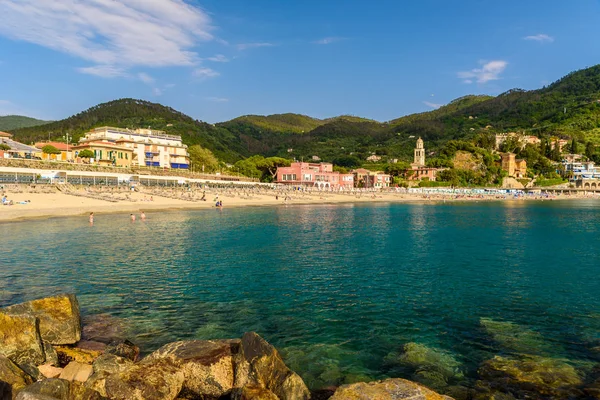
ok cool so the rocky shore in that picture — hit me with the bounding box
[0,294,453,400]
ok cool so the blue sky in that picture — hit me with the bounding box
[0,0,598,123]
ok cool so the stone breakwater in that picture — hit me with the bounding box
[0,294,452,400]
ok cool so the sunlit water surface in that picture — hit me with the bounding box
[1,201,599,394]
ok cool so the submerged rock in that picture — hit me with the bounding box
[0,355,34,397]
[144,339,236,398]
[3,294,81,346]
[241,332,310,400]
[0,312,45,367]
[330,378,454,399]
[476,354,584,399]
[480,318,553,356]
[384,342,464,391]
[81,314,127,345]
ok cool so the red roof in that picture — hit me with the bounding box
[34,141,70,151]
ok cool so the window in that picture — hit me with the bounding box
[283,174,297,181]
[303,174,312,181]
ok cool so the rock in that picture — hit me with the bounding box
[330,378,454,399]
[92,354,133,375]
[43,344,59,367]
[59,362,93,383]
[0,380,12,400]
[241,332,310,400]
[84,371,110,398]
[231,385,279,400]
[0,312,45,367]
[55,346,102,366]
[385,342,464,391]
[67,382,105,400]
[0,355,34,397]
[76,342,106,353]
[15,379,69,400]
[144,339,236,398]
[477,355,584,399]
[105,340,139,362]
[2,295,81,345]
[38,364,63,379]
[103,358,184,400]
[81,314,126,345]
[480,318,553,356]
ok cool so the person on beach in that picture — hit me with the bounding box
[130,213,136,222]
[140,211,146,221]
[89,212,94,225]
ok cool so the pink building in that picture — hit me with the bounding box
[275,162,354,189]
[352,168,391,188]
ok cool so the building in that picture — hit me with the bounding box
[366,154,382,162]
[77,127,189,169]
[71,140,134,168]
[408,137,438,181]
[1,136,41,159]
[495,133,541,150]
[34,142,74,162]
[351,168,391,188]
[551,138,569,152]
[275,162,354,189]
[501,153,527,178]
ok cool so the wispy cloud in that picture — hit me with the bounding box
[524,34,554,43]
[0,0,214,77]
[423,101,443,109]
[206,97,229,103]
[193,67,220,80]
[458,60,508,84]
[137,72,155,84]
[313,37,344,45]
[78,65,128,78]
[206,54,229,62]
[236,42,274,50]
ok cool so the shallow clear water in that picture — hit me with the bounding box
[1,201,599,394]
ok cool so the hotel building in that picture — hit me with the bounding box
[275,162,355,189]
[75,127,190,169]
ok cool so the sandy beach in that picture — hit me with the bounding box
[0,184,594,222]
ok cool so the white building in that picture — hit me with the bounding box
[79,127,189,169]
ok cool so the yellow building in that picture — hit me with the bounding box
[501,153,527,178]
[78,127,189,169]
[72,140,133,168]
[34,142,73,161]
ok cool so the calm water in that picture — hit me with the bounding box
[1,202,599,394]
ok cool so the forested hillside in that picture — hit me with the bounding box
[9,65,600,168]
[0,115,49,131]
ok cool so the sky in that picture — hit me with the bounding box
[0,0,599,123]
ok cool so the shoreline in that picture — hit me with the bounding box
[0,187,594,223]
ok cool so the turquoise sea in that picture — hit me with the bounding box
[1,201,599,398]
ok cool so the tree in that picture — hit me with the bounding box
[42,145,61,155]
[234,158,262,179]
[188,145,219,173]
[551,141,562,161]
[585,141,595,159]
[385,162,411,177]
[0,144,10,151]
[256,157,291,181]
[570,138,577,154]
[78,149,94,158]
[332,155,361,168]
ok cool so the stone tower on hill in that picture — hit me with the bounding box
[413,137,425,167]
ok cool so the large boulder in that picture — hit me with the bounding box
[330,378,454,399]
[2,295,81,346]
[0,355,34,398]
[241,332,310,400]
[144,340,236,398]
[0,312,45,367]
[54,345,102,366]
[92,354,133,375]
[476,355,584,399]
[231,385,279,400]
[103,358,184,400]
[105,340,139,362]
[14,379,103,400]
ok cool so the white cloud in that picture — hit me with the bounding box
[458,60,508,84]
[423,101,443,109]
[153,87,163,96]
[236,42,274,50]
[524,34,554,43]
[206,97,229,103]
[193,67,220,80]
[78,65,128,78]
[206,54,229,62]
[313,37,344,45]
[0,0,214,76]
[138,72,155,84]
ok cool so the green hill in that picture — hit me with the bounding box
[0,115,50,131]
[10,99,247,162]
